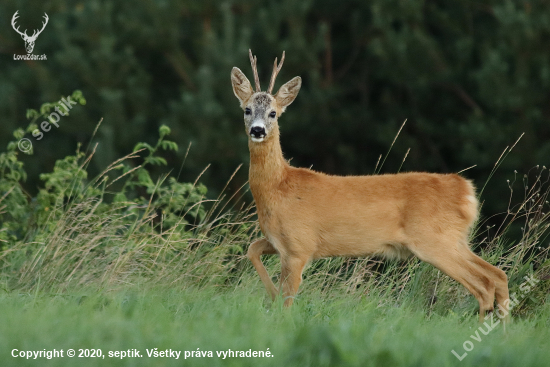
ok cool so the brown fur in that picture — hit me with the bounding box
[231,54,509,323]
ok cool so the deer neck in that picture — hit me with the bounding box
[248,127,287,198]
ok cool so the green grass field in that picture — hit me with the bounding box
[1,284,549,367]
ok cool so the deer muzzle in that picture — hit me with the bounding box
[250,124,266,141]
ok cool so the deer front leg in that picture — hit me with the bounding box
[280,255,308,307]
[247,238,278,301]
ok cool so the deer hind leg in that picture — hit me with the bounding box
[279,255,308,307]
[247,238,278,301]
[468,254,510,324]
[409,239,499,323]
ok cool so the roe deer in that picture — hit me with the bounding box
[230,50,510,323]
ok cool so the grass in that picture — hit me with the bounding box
[0,285,549,367]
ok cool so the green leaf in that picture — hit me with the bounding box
[133,142,154,153]
[159,125,171,137]
[137,169,154,187]
[161,140,178,151]
[39,103,54,116]
[26,109,39,120]
[13,129,25,140]
[145,156,167,166]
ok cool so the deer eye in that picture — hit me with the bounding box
[245,108,251,115]
[269,111,276,118]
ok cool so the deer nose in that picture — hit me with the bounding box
[250,126,266,139]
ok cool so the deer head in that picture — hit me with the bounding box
[231,50,301,143]
[12,11,49,54]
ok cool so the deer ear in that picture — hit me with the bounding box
[231,67,254,108]
[275,76,301,112]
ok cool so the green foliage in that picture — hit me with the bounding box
[0,97,209,249]
[154,177,208,229]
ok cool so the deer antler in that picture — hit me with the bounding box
[31,13,49,39]
[249,49,261,92]
[267,51,285,95]
[11,11,27,37]
[11,11,48,40]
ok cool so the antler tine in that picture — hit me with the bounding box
[41,13,49,30]
[267,51,285,95]
[249,49,261,92]
[11,11,27,37]
[34,13,49,37]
